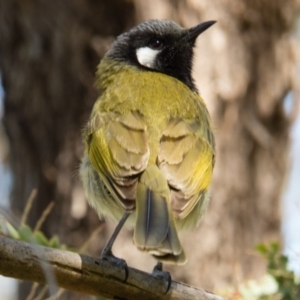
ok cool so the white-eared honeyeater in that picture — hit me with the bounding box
[80,19,216,267]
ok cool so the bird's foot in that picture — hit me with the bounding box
[101,248,129,282]
[98,212,130,282]
[152,262,172,294]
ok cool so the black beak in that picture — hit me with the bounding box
[182,20,216,43]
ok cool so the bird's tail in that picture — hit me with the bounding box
[133,165,187,264]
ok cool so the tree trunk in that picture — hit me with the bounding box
[0,0,299,298]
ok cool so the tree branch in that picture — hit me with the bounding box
[0,236,225,300]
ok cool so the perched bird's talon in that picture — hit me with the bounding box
[98,212,131,282]
[101,251,129,282]
[152,262,172,294]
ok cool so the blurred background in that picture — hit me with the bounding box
[0,0,300,299]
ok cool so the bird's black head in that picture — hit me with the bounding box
[107,19,216,91]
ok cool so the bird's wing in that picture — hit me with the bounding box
[158,117,215,220]
[85,110,150,210]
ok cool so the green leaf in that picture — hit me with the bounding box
[18,225,34,242]
[34,230,50,246]
[256,243,268,255]
[48,235,60,248]
[6,222,20,239]
[270,242,279,254]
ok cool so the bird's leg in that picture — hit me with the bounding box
[101,211,130,258]
[152,262,172,294]
[101,212,130,280]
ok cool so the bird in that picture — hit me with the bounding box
[80,19,216,271]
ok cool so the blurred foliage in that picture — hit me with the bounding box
[1,221,70,250]
[0,189,71,251]
[221,242,300,300]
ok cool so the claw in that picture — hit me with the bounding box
[101,250,129,282]
[152,262,172,294]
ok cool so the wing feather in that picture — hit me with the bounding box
[158,118,215,220]
[86,111,149,209]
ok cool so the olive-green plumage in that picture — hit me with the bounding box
[80,19,215,264]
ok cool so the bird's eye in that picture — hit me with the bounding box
[148,38,164,50]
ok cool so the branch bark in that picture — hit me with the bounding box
[0,236,224,300]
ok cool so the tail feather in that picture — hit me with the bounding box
[134,182,169,248]
[153,249,187,265]
[134,165,186,264]
[159,218,182,256]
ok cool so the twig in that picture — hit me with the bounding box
[21,189,38,226]
[34,201,55,232]
[0,236,225,300]
[26,282,39,300]
[78,223,105,253]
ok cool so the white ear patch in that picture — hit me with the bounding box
[136,47,160,68]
